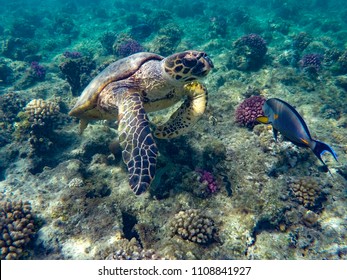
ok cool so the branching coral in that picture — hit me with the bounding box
[0,59,13,85]
[235,95,266,128]
[170,209,219,245]
[292,32,312,53]
[0,92,28,125]
[105,238,164,260]
[289,177,323,208]
[182,169,220,198]
[151,23,182,56]
[100,31,117,55]
[113,35,144,57]
[299,53,323,76]
[19,99,61,154]
[336,50,347,74]
[0,200,36,260]
[59,55,96,96]
[232,33,268,70]
[1,38,39,61]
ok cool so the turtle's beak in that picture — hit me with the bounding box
[191,52,214,77]
[203,53,214,69]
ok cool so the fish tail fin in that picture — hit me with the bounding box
[312,140,338,165]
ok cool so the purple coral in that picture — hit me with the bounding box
[63,51,82,59]
[236,33,267,58]
[197,169,219,194]
[235,95,266,128]
[115,38,144,57]
[299,53,323,73]
[30,61,46,80]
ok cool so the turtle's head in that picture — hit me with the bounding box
[163,50,214,83]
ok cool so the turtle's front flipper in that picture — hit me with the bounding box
[118,92,158,195]
[154,81,207,139]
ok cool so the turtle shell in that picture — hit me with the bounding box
[69,52,163,117]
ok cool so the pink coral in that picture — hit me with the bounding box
[235,95,266,128]
[197,169,219,194]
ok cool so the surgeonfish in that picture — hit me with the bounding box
[256,98,338,172]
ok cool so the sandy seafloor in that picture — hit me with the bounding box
[0,0,346,260]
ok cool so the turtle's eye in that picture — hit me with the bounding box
[182,57,197,68]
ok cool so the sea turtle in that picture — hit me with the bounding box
[69,50,214,195]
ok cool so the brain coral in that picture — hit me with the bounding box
[170,209,219,244]
[235,95,266,128]
[0,200,35,260]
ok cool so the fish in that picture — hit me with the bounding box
[256,98,338,172]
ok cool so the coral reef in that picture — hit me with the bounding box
[105,238,165,260]
[24,99,60,132]
[1,37,40,61]
[53,14,78,36]
[0,200,36,260]
[0,59,13,85]
[209,16,228,38]
[170,209,219,245]
[10,18,36,38]
[113,35,145,58]
[130,24,153,41]
[232,33,268,70]
[0,92,28,126]
[59,55,96,96]
[181,169,221,198]
[336,50,347,74]
[292,32,312,53]
[146,10,172,31]
[151,23,182,56]
[99,32,117,55]
[63,51,82,59]
[289,177,324,208]
[197,169,219,194]
[299,53,323,77]
[0,0,346,261]
[29,62,46,80]
[235,95,266,128]
[18,98,61,156]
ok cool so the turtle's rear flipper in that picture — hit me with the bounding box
[154,81,207,139]
[118,92,158,195]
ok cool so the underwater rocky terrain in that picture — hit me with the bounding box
[0,0,346,260]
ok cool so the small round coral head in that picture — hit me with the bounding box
[256,116,269,124]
